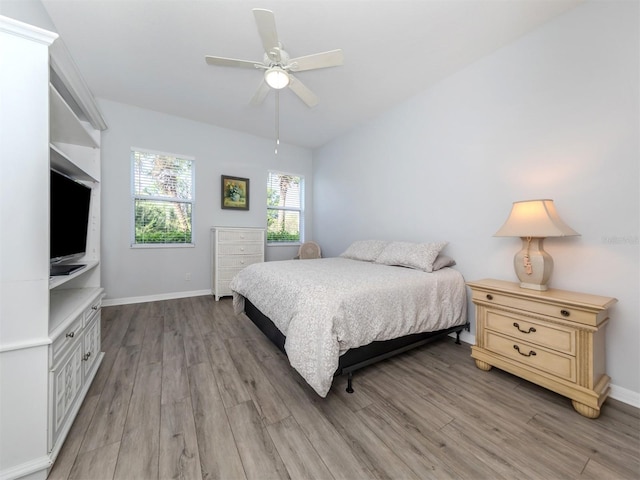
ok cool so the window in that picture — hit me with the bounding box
[267,171,304,244]
[132,149,194,245]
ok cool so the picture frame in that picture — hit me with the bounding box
[221,175,250,210]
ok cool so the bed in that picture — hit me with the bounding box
[230,241,469,397]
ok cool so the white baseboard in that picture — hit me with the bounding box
[0,455,49,480]
[609,384,640,408]
[102,289,211,307]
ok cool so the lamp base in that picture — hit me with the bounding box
[513,237,553,291]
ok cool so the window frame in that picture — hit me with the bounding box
[267,170,305,246]
[131,147,195,248]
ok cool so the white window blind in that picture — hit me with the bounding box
[267,171,303,243]
[132,149,194,245]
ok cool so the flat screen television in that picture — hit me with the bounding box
[50,169,92,275]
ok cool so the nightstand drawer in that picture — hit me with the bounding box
[485,331,576,382]
[472,289,593,325]
[485,310,575,355]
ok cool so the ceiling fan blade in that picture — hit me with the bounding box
[205,55,260,69]
[250,79,271,106]
[288,49,344,72]
[253,9,281,62]
[288,74,319,108]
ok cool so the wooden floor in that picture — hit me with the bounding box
[48,296,640,480]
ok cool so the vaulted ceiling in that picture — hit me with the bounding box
[40,0,582,148]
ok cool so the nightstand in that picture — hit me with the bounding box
[468,279,617,418]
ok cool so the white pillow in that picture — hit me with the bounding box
[375,241,448,273]
[432,254,456,271]
[339,240,389,262]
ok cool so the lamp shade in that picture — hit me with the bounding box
[494,199,579,238]
[264,67,290,89]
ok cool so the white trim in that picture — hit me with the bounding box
[130,146,195,161]
[0,338,51,353]
[0,455,51,480]
[0,15,57,45]
[610,384,640,408]
[130,243,195,249]
[449,330,475,346]
[102,289,211,307]
[49,40,107,131]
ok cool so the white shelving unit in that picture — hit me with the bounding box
[49,84,99,148]
[0,15,107,480]
[47,80,104,466]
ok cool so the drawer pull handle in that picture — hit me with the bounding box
[513,345,536,357]
[513,322,536,334]
[92,305,98,311]
[82,352,92,361]
[486,294,493,300]
[560,309,570,317]
[66,332,75,338]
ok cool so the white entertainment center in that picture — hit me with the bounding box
[0,16,107,480]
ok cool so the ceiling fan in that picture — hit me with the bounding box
[205,8,344,108]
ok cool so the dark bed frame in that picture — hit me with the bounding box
[244,298,470,393]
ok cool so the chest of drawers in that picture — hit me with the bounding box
[468,279,616,418]
[211,227,265,300]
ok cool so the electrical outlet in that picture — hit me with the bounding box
[185,272,191,281]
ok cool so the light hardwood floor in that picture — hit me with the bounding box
[48,296,640,480]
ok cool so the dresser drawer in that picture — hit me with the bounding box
[50,315,84,366]
[218,267,244,283]
[485,331,576,382]
[218,229,264,243]
[485,310,576,355]
[473,289,594,325]
[83,297,101,327]
[217,243,263,255]
[217,254,263,269]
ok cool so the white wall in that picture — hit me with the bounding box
[313,1,639,401]
[99,99,313,302]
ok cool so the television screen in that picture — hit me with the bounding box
[50,169,91,265]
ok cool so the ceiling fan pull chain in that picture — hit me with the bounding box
[275,91,278,154]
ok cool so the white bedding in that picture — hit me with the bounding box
[230,257,467,397]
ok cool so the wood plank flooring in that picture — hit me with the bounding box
[48,296,640,480]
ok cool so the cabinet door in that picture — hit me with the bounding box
[51,342,84,445]
[83,311,101,377]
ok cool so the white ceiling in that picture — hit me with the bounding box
[40,0,582,149]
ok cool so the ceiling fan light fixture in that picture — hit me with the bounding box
[265,67,290,89]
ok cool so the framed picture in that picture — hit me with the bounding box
[221,175,250,210]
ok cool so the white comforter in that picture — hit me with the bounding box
[230,257,467,397]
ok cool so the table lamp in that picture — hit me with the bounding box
[494,199,579,291]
